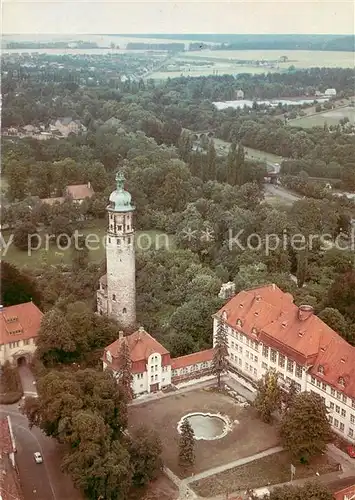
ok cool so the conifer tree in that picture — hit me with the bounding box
[253,368,282,423]
[212,319,229,389]
[226,142,237,185]
[178,419,195,469]
[206,139,217,181]
[118,338,133,403]
[236,143,245,185]
[280,391,332,462]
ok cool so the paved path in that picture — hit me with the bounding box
[264,184,301,203]
[185,446,283,484]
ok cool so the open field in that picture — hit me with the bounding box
[128,388,280,478]
[214,137,283,164]
[150,64,279,79]
[1,219,174,268]
[191,451,339,497]
[288,106,355,128]
[182,50,355,69]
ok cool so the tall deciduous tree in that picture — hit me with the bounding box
[0,261,41,306]
[280,391,332,462]
[212,319,229,389]
[253,368,282,423]
[206,140,217,181]
[268,481,333,500]
[129,425,163,487]
[118,338,134,403]
[37,307,77,364]
[178,419,195,470]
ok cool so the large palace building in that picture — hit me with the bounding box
[214,283,355,443]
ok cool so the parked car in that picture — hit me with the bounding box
[33,452,43,464]
[347,445,355,458]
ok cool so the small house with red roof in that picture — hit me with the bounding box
[0,302,43,366]
[103,327,214,395]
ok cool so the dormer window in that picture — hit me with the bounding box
[338,377,345,387]
[236,319,243,327]
[222,311,228,320]
[254,311,259,317]
[281,321,288,328]
[251,327,258,335]
[318,365,324,375]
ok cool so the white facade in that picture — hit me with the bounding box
[103,347,172,396]
[213,317,355,443]
[0,337,37,365]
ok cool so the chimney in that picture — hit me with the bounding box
[118,330,124,340]
[298,304,314,321]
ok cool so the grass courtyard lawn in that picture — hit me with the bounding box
[190,451,339,497]
[214,138,283,164]
[128,388,280,478]
[288,106,355,129]
[1,218,174,268]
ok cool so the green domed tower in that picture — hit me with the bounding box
[97,170,136,328]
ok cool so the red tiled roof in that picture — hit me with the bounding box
[0,302,43,345]
[0,418,14,454]
[104,328,170,373]
[171,349,214,370]
[217,284,355,399]
[40,197,65,205]
[66,183,94,200]
[333,484,355,500]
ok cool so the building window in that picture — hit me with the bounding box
[340,423,345,432]
[262,346,269,358]
[246,351,249,359]
[108,237,111,243]
[278,354,285,368]
[112,294,116,301]
[262,362,268,370]
[118,225,122,231]
[341,409,346,418]
[116,238,121,245]
[154,374,158,381]
[350,414,355,424]
[322,382,327,391]
[151,375,154,382]
[287,359,294,373]
[316,380,321,388]
[334,419,339,428]
[254,356,258,363]
[270,349,277,363]
[329,402,335,410]
[254,368,257,376]
[239,358,242,366]
[329,416,333,424]
[342,395,347,404]
[122,308,127,314]
[337,391,342,400]
[331,388,336,396]
[352,399,355,409]
[295,383,302,392]
[128,237,131,244]
[24,339,30,345]
[239,346,242,353]
[336,405,340,414]
[349,428,354,438]
[295,365,302,379]
[318,365,324,375]
[311,377,316,385]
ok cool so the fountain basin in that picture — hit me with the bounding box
[177,412,230,441]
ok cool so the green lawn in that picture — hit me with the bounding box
[1,219,174,268]
[288,106,355,129]
[214,137,282,164]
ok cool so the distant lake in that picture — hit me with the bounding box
[2,48,163,55]
[213,98,330,110]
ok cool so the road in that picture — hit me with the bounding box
[0,366,82,500]
[264,183,301,203]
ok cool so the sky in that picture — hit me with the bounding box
[2,0,354,35]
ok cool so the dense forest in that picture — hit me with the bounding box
[119,34,355,52]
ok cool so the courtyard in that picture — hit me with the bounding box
[128,388,280,477]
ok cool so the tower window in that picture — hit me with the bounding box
[128,237,131,244]
[123,308,127,314]
[110,224,113,230]
[112,294,116,301]
[118,225,122,231]
[127,225,130,230]
[108,237,111,243]
[116,238,120,245]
